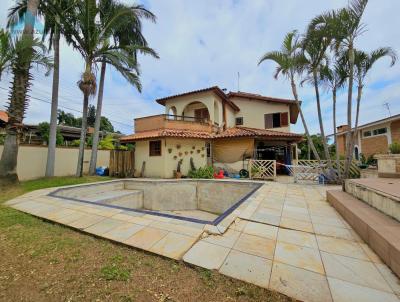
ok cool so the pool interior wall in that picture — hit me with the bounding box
[49,180,262,225]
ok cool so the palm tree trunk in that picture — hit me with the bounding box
[313,71,333,170]
[290,78,321,161]
[343,46,355,185]
[333,87,341,179]
[348,85,363,164]
[0,0,39,184]
[89,60,106,175]
[45,26,60,177]
[76,93,89,177]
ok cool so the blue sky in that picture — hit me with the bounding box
[1,0,400,135]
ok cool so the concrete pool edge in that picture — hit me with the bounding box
[47,178,264,226]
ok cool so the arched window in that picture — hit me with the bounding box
[354,146,359,161]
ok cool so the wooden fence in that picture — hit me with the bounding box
[293,160,360,178]
[109,150,135,177]
[249,160,276,180]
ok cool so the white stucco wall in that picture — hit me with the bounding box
[0,145,110,180]
[230,97,291,131]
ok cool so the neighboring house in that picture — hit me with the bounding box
[121,86,303,178]
[334,114,400,159]
[0,110,8,135]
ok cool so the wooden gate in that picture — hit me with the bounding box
[109,150,135,177]
[249,160,276,180]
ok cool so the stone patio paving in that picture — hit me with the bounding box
[5,181,400,302]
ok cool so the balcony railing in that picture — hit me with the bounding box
[134,114,218,133]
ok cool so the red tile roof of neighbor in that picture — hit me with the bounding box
[121,127,303,142]
[0,110,8,123]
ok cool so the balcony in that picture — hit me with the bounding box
[134,114,217,133]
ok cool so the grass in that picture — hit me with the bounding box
[0,176,293,302]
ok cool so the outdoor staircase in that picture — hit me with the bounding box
[327,179,400,278]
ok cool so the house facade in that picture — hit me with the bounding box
[121,86,303,178]
[335,114,400,159]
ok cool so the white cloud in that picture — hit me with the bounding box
[1,0,399,135]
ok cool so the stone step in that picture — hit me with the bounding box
[345,179,400,222]
[327,189,400,278]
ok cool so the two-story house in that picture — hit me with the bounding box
[121,86,303,178]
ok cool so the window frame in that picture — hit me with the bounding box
[149,140,162,156]
[235,117,243,126]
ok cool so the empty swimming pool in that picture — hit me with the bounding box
[49,179,262,225]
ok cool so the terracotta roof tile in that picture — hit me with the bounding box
[121,127,302,142]
[227,91,297,105]
[120,128,212,141]
[0,110,8,123]
[155,86,240,112]
[214,127,303,140]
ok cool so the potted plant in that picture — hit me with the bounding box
[175,159,183,179]
[374,141,400,177]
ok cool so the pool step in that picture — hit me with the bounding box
[327,189,400,278]
[83,189,143,209]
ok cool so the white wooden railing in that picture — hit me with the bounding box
[248,160,276,180]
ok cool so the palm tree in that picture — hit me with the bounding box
[61,0,157,177]
[320,58,348,178]
[0,8,53,183]
[301,29,333,169]
[258,31,321,161]
[88,0,157,175]
[309,0,368,180]
[9,0,77,177]
[0,29,14,80]
[347,47,397,162]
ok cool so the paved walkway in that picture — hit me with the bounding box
[5,182,400,302]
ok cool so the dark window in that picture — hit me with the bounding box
[149,140,161,156]
[235,117,243,125]
[373,127,387,135]
[265,112,289,129]
[363,130,372,137]
[194,108,209,122]
[206,142,211,158]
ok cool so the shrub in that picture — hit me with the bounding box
[99,135,115,150]
[37,122,64,146]
[389,141,400,154]
[188,166,214,179]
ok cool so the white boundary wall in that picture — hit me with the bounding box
[0,145,110,180]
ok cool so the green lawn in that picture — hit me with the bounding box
[0,176,292,302]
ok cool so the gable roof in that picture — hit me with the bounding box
[214,126,303,140]
[156,86,240,111]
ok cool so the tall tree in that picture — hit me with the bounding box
[258,31,321,161]
[348,48,397,161]
[61,0,157,177]
[309,0,368,181]
[302,28,333,170]
[0,29,14,80]
[88,0,157,175]
[0,0,53,183]
[9,0,77,177]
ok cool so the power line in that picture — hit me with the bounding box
[0,86,133,128]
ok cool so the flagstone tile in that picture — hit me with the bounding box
[84,218,126,236]
[359,243,383,263]
[203,229,241,248]
[150,221,203,237]
[316,235,369,261]
[243,221,278,240]
[311,215,348,228]
[280,217,313,233]
[277,228,318,249]
[233,233,275,259]
[269,262,332,302]
[328,277,399,302]
[219,249,272,288]
[183,241,230,270]
[321,251,392,292]
[274,242,324,274]
[124,227,168,250]
[69,214,105,229]
[313,223,354,240]
[103,222,145,242]
[250,212,281,226]
[149,232,198,260]
[228,218,248,232]
[375,263,400,296]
